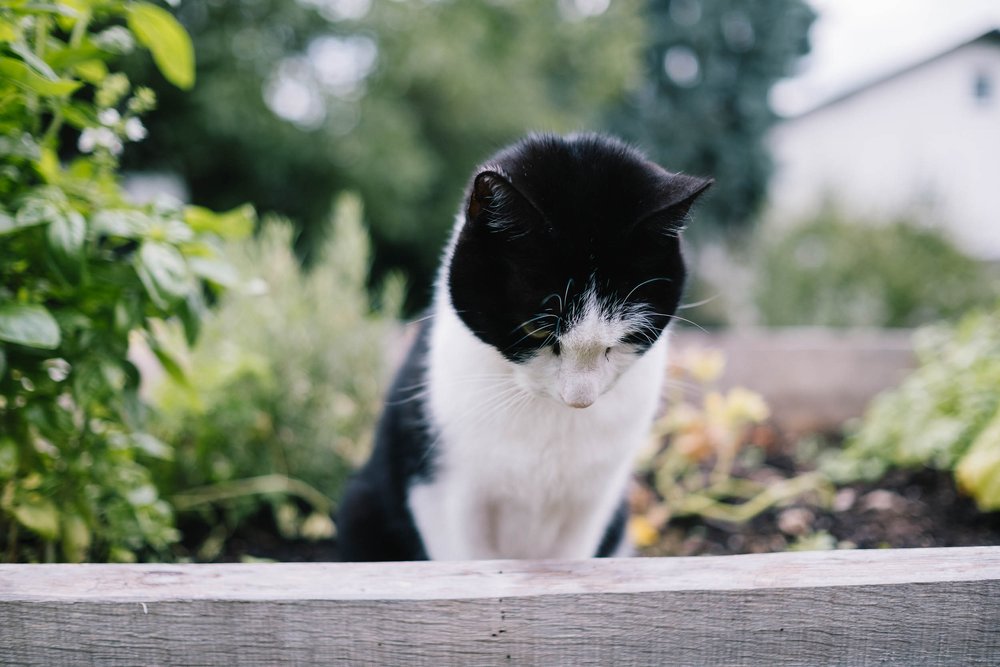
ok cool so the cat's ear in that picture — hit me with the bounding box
[636,174,714,234]
[466,170,544,233]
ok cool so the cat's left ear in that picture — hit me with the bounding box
[637,174,714,233]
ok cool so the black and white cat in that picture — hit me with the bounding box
[337,133,711,561]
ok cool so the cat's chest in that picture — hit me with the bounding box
[423,309,666,495]
[436,386,634,492]
[411,303,667,559]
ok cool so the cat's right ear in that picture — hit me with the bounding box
[466,170,543,234]
[467,172,499,221]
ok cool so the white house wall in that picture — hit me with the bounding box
[767,40,1000,259]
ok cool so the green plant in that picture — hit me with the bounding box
[631,347,831,550]
[149,197,400,560]
[827,306,1000,511]
[0,1,251,562]
[754,211,997,327]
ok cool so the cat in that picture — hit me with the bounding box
[336,133,711,561]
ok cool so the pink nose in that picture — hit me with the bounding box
[561,383,597,409]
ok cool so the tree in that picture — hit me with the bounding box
[611,0,815,236]
[126,0,645,310]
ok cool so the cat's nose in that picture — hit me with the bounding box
[565,397,595,409]
[561,381,598,409]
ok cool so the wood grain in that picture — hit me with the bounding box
[2,547,999,666]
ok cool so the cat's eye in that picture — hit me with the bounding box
[520,323,551,340]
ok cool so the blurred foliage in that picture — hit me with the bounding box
[630,346,830,552]
[125,0,646,311]
[611,0,815,236]
[122,0,818,311]
[1,0,252,562]
[149,196,400,560]
[827,307,1000,511]
[753,211,998,327]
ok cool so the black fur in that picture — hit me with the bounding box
[336,134,711,562]
[450,133,711,362]
[336,321,434,561]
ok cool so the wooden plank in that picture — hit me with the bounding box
[2,547,999,666]
[673,329,915,433]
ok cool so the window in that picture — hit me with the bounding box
[973,70,992,105]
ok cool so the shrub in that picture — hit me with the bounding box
[0,2,250,562]
[826,306,1000,511]
[149,197,401,559]
[754,211,996,327]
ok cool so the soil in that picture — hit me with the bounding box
[195,431,1000,563]
[646,467,1000,558]
[640,423,1000,558]
[199,472,1000,564]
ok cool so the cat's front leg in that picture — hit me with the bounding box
[408,479,499,560]
[551,488,629,559]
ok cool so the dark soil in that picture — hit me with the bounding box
[176,509,340,563]
[649,467,1000,558]
[192,434,1000,563]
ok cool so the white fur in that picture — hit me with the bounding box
[408,231,669,560]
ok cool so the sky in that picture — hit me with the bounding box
[771,0,1000,116]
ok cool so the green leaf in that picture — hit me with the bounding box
[0,303,61,349]
[148,334,189,387]
[44,40,104,71]
[113,298,140,335]
[92,209,152,238]
[132,432,174,461]
[47,209,86,265]
[177,291,204,346]
[0,347,5,380]
[127,2,195,90]
[52,308,90,336]
[184,204,255,239]
[0,57,81,97]
[956,408,1000,511]
[0,20,19,43]
[14,196,61,228]
[153,346,186,385]
[0,436,16,477]
[109,547,137,563]
[188,256,238,288]
[11,4,79,18]
[73,59,107,84]
[60,512,91,563]
[99,358,126,391]
[9,41,59,80]
[135,241,190,307]
[149,218,194,244]
[12,497,60,540]
[36,147,61,183]
[0,133,41,160]
[62,102,100,129]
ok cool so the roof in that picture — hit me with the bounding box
[774,26,1000,119]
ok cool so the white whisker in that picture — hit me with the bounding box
[622,276,673,306]
[677,293,721,310]
[664,314,708,333]
[509,312,559,335]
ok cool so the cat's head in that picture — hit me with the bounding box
[447,133,711,408]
